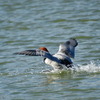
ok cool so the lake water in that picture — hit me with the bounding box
[0,0,100,100]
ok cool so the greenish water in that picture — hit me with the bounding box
[0,0,100,100]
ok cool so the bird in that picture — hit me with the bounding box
[14,38,78,71]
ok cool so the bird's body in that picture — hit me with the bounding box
[14,38,78,70]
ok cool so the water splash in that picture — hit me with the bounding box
[72,60,100,74]
[42,60,100,74]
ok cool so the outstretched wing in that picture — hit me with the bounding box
[14,49,51,57]
[58,38,78,58]
[14,49,60,63]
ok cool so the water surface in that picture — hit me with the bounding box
[0,0,100,100]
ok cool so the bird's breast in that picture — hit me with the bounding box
[44,58,63,70]
[44,58,52,65]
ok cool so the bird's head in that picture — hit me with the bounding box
[39,47,49,52]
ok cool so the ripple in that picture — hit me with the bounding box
[0,0,100,99]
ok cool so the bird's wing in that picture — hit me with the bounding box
[14,49,60,63]
[58,38,78,58]
[14,49,51,57]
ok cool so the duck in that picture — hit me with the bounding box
[14,38,78,70]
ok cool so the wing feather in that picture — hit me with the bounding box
[14,49,60,63]
[58,38,78,58]
[14,49,51,57]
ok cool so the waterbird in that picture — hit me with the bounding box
[14,38,78,71]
